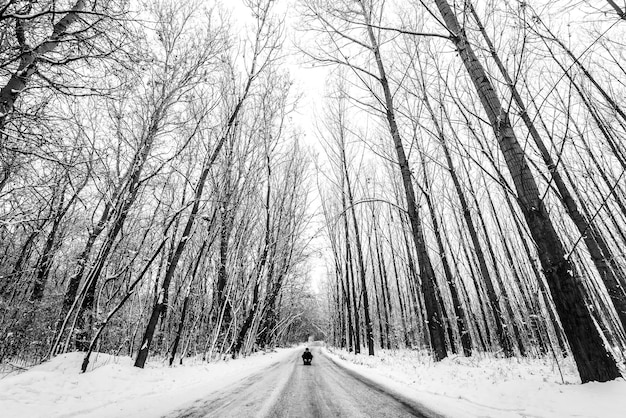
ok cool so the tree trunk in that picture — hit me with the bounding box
[419,152,472,356]
[359,0,446,360]
[341,143,374,355]
[372,206,392,349]
[471,3,626,334]
[387,209,411,348]
[435,0,620,382]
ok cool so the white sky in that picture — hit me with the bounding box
[224,0,328,137]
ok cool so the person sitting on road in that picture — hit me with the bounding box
[302,347,313,362]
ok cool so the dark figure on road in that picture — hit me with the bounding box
[302,347,313,365]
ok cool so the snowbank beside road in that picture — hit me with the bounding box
[324,347,626,418]
[0,348,297,418]
[4,345,624,418]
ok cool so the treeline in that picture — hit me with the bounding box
[309,0,626,383]
[0,0,313,371]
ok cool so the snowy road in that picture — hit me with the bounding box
[167,348,436,418]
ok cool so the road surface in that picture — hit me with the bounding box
[167,348,436,418]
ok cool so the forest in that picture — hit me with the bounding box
[1,0,626,386]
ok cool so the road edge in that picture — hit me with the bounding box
[322,348,449,418]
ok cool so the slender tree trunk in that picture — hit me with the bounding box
[452,206,493,350]
[345,223,360,353]
[169,287,191,367]
[470,177,526,356]
[32,174,87,302]
[442,215,487,352]
[387,209,411,348]
[370,235,385,349]
[342,147,374,355]
[400,209,428,349]
[359,0,446,360]
[31,193,66,302]
[169,239,208,366]
[0,230,38,296]
[419,151,472,356]
[484,180,537,353]
[372,206,392,349]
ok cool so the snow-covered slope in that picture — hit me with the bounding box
[324,348,626,418]
[0,348,297,418]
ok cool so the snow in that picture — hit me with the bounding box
[0,348,297,418]
[323,347,626,418]
[2,346,625,417]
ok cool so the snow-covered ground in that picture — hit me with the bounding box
[1,346,624,417]
[324,347,626,418]
[0,348,298,418]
